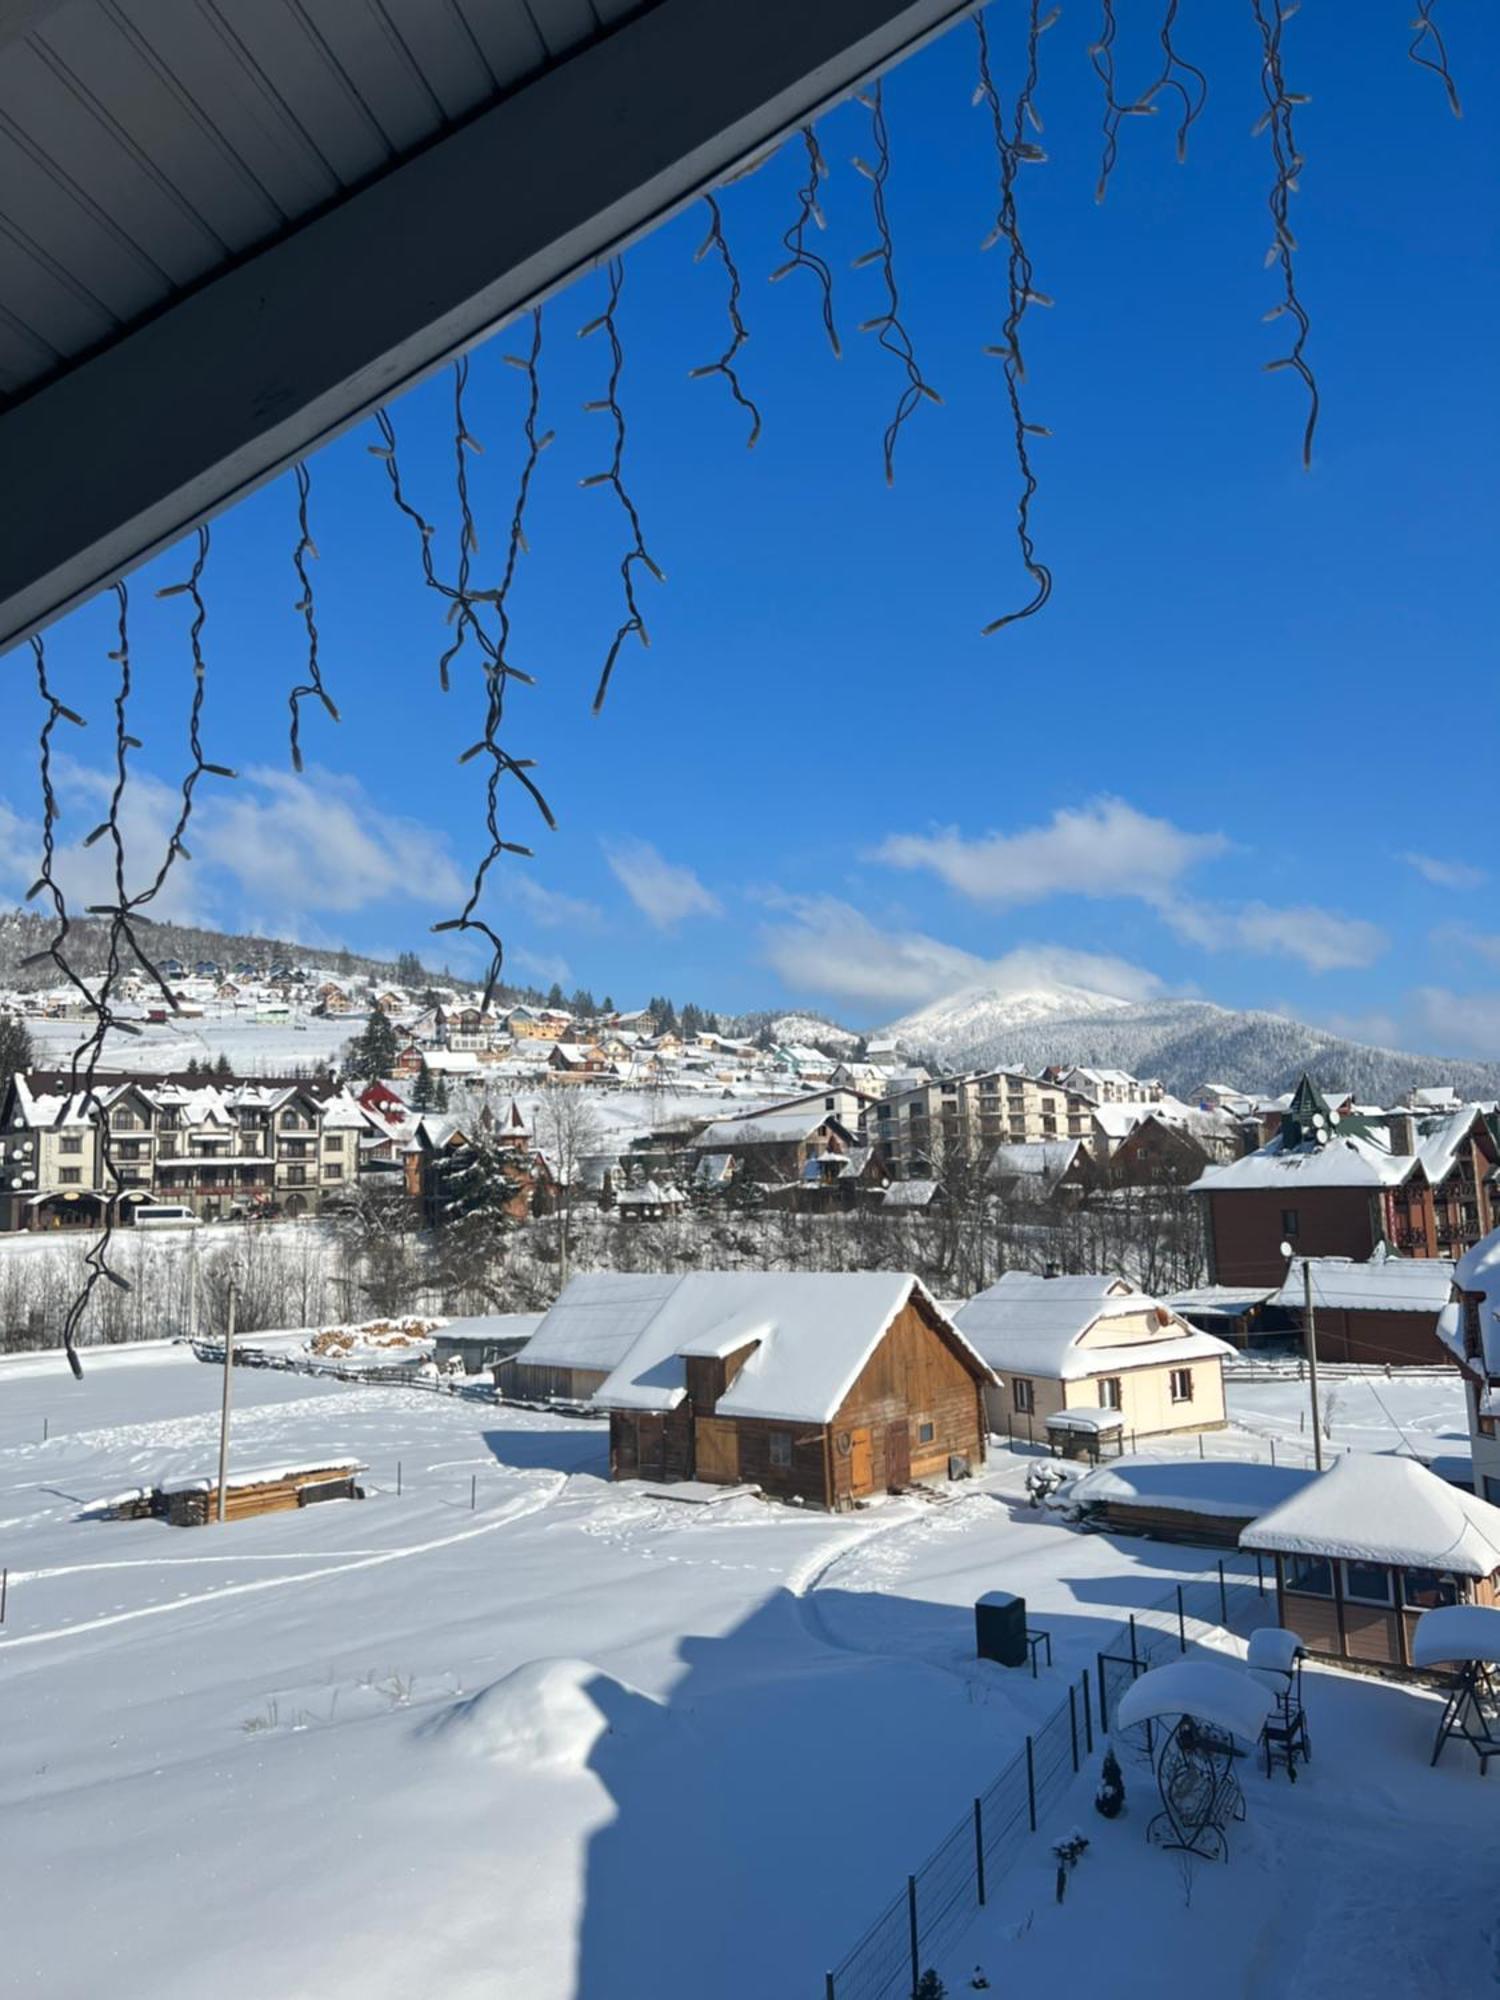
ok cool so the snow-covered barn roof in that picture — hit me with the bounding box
[556,1271,994,1423]
[1241,1453,1500,1576]
[1190,1130,1411,1194]
[1269,1254,1456,1315]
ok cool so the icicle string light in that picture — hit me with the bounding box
[851,77,942,485]
[369,405,460,690]
[772,126,841,359]
[287,463,339,773]
[1251,0,1319,469]
[1092,0,1207,202]
[690,193,763,448]
[975,1,1054,636]
[1408,2,1462,118]
[580,257,665,715]
[431,309,558,1012]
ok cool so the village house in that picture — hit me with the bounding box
[1241,1452,1500,1672]
[692,1098,860,1184]
[505,1270,994,1507]
[1437,1226,1500,1507]
[953,1271,1232,1445]
[0,1070,373,1227]
[1191,1077,1500,1287]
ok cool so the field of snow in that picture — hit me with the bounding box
[1,1348,1493,1998]
[1226,1367,1469,1465]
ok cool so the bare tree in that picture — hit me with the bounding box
[534,1088,604,1291]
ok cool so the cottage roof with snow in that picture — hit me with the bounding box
[1242,1452,1500,1576]
[954,1270,1234,1382]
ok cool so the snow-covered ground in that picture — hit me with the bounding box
[0,1347,1489,1998]
[1227,1367,1469,1465]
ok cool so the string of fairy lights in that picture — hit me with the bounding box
[11,1,1475,1366]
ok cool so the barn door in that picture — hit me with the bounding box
[848,1426,874,1496]
[696,1417,739,1486]
[885,1420,911,1492]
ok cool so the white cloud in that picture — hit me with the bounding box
[1157,897,1387,973]
[1411,987,1500,1060]
[759,895,1162,1013]
[603,839,721,929]
[0,762,465,931]
[874,798,1227,906]
[509,947,574,988]
[1401,852,1487,892]
[1316,1008,1404,1050]
[1433,923,1500,968]
[500,873,604,931]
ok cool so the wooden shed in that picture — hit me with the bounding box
[1068,1459,1315,1549]
[497,1273,686,1403]
[566,1271,995,1509]
[1241,1453,1500,1672]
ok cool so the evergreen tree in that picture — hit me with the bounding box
[705,1012,721,1035]
[213,1052,233,1079]
[601,995,615,1014]
[680,1002,703,1038]
[433,1073,451,1112]
[915,1975,946,2000]
[432,1132,530,1299]
[410,1066,436,1112]
[545,981,566,1010]
[346,1009,399,1082]
[0,1013,34,1081]
[570,986,597,1018]
[395,950,424,987]
[183,1055,202,1078]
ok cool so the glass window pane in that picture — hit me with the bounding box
[1343,1560,1394,1606]
[1401,1567,1459,1609]
[1285,1554,1333,1597]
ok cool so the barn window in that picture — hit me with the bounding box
[1343,1560,1394,1607]
[1400,1568,1460,1610]
[1013,1379,1035,1414]
[768,1432,792,1469]
[1281,1208,1300,1238]
[1285,1555,1333,1597]
[1169,1368,1193,1403]
[1099,1378,1123,1410]
[916,1420,936,1444]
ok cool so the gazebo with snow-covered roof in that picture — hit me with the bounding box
[1241,1452,1500,1673]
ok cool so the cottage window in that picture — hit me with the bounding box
[1169,1368,1194,1404]
[323,1135,342,1151]
[58,1167,81,1185]
[1280,1207,1300,1239]
[1285,1554,1333,1597]
[1099,1377,1123,1410]
[1400,1567,1460,1610]
[1013,1378,1035,1414]
[59,1135,82,1154]
[1343,1560,1394,1607]
[768,1431,792,1469]
[916,1420,936,1445]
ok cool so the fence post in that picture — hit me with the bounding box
[42,1416,48,1442]
[973,1797,986,1906]
[471,1473,477,1511]
[1025,1735,1037,1832]
[1217,1559,1228,1625]
[1081,1669,1094,1754]
[1128,1614,1139,1671]
[1176,1583,1187,1653]
[1097,1652,1108,1734]
[1269,1437,1277,1466]
[397,1460,402,1497]
[1198,1432,1205,1459]
[1,1566,7,1625]
[1068,1684,1079,1772]
[1255,1552,1265,1596]
[826,1976,835,2000]
[907,1876,919,1997]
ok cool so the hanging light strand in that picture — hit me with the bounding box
[287,463,340,773]
[1092,0,1208,202]
[690,193,763,448]
[1251,0,1318,469]
[975,1,1055,636]
[771,127,841,359]
[1408,2,1462,118]
[432,311,558,1012]
[369,406,462,690]
[851,77,943,485]
[580,257,665,715]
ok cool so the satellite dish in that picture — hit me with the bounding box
[1312,1112,1326,1129]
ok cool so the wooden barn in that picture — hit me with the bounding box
[526,1271,995,1508]
[1268,1252,1456,1366]
[496,1273,684,1402]
[1241,1453,1500,1672]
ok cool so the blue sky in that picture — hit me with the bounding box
[3,5,1497,1048]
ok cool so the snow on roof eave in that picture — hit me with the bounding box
[1241,1454,1500,1575]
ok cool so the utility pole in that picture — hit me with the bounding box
[1301,1255,1324,1472]
[216,1280,237,1523]
[188,1227,200,1344]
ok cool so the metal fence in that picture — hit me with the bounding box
[823,1553,1268,1999]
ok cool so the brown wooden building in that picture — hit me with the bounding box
[1242,1453,1500,1673]
[515,1271,995,1508]
[1268,1253,1456,1366]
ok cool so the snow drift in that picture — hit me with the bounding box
[424,1658,664,1772]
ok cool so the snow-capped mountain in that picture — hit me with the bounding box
[878,980,1500,1102]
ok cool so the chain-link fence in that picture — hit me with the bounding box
[822,1553,1268,1998]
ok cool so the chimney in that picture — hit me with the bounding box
[1387,1111,1417,1157]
